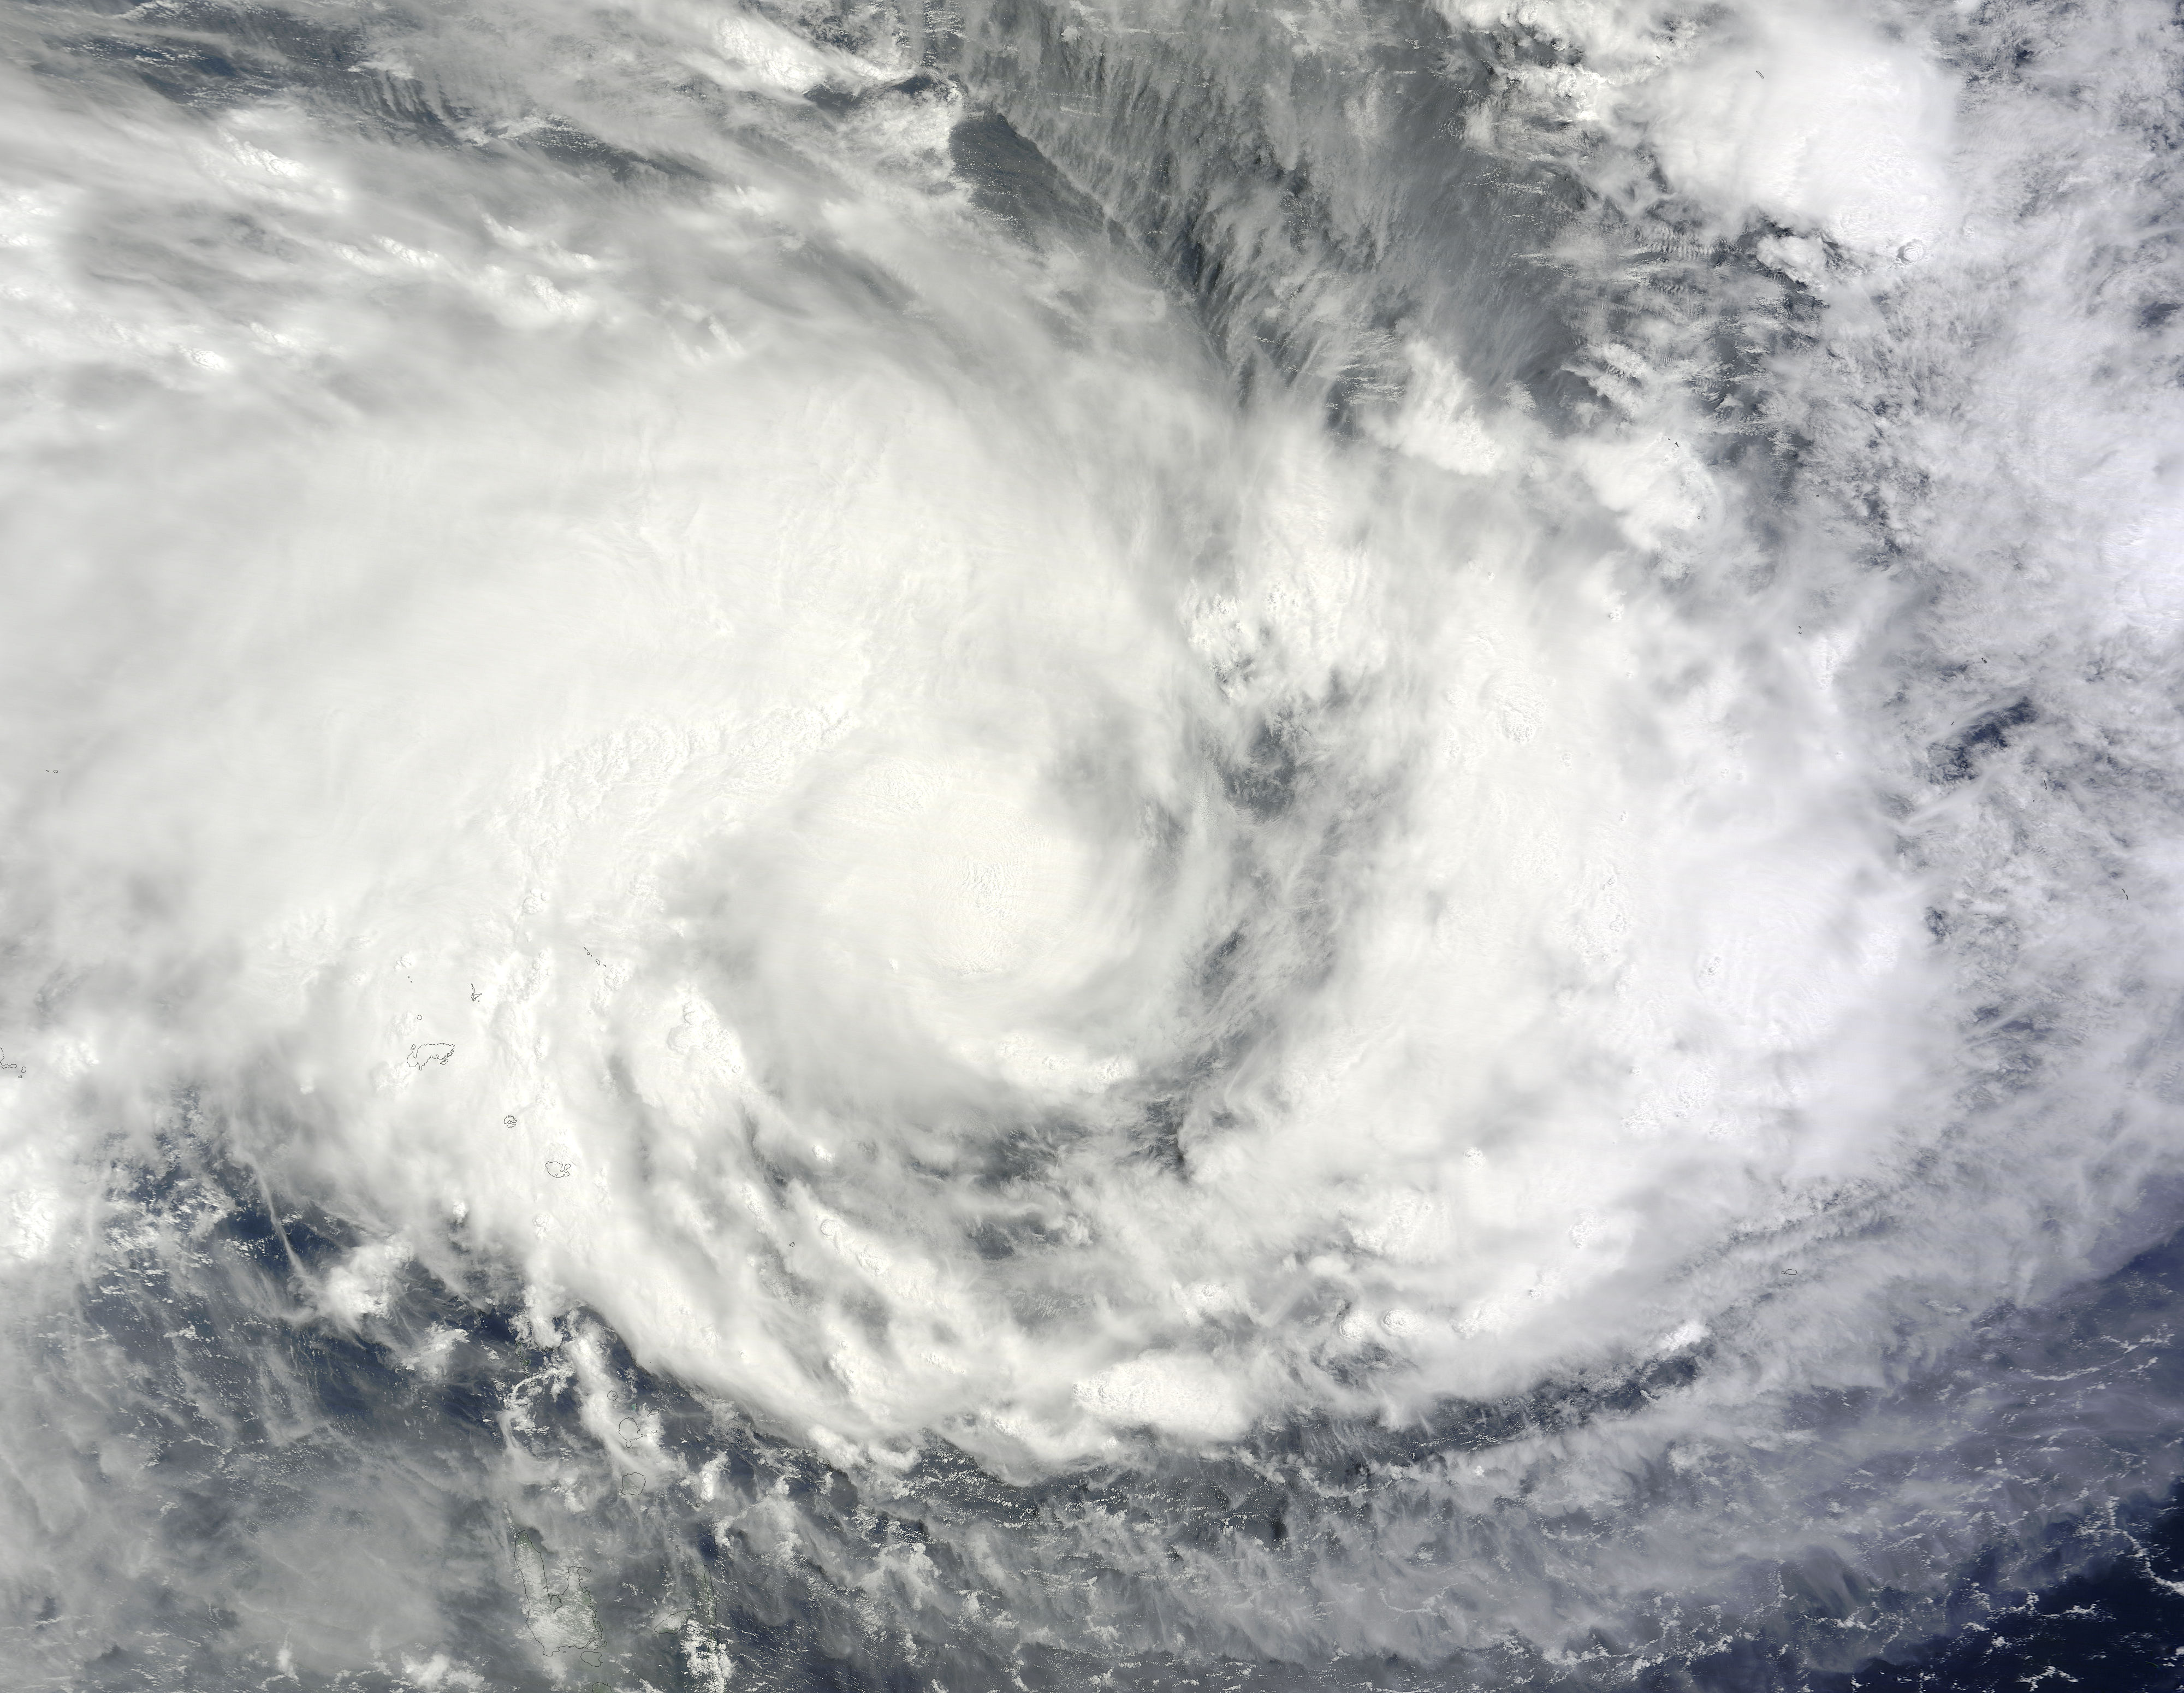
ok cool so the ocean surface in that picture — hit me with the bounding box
[5,0,2184,1687]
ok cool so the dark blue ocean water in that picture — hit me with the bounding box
[27,1135,2181,1690]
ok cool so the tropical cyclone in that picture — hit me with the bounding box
[2,0,2183,1686]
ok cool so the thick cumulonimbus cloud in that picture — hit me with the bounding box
[5,0,2184,1686]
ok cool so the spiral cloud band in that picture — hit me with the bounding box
[4,0,2184,1687]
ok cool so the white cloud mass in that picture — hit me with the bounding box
[4,0,2184,1685]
